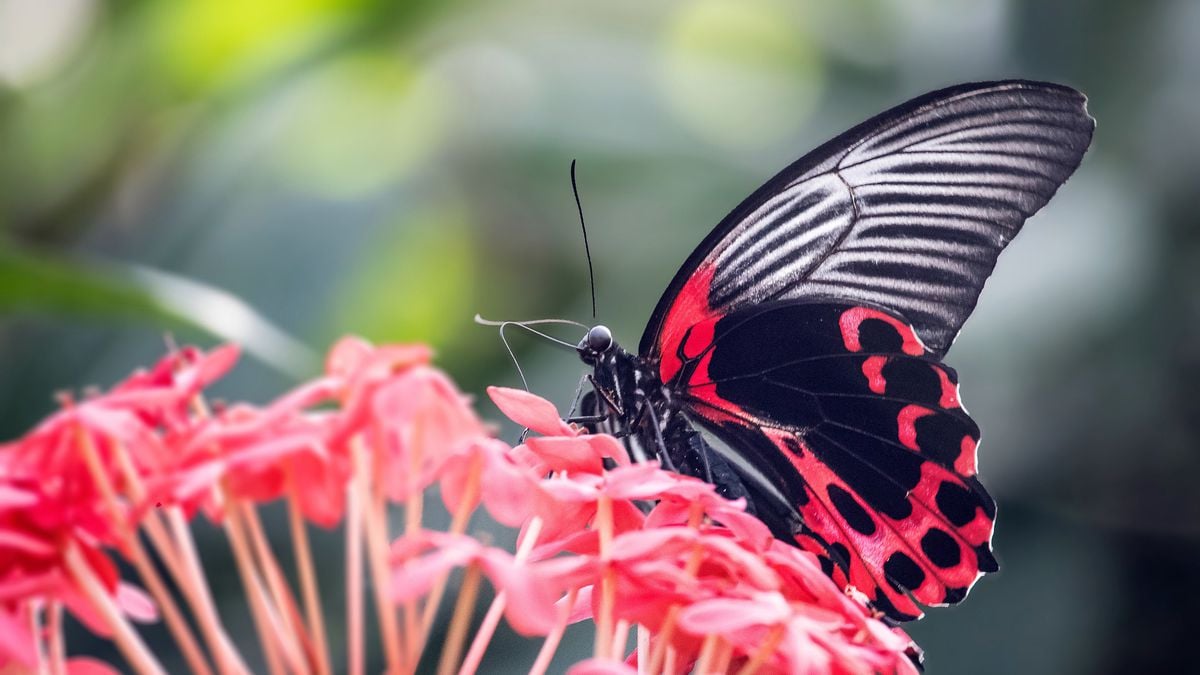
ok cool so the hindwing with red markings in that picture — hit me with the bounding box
[674,301,996,619]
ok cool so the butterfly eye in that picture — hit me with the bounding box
[586,325,613,353]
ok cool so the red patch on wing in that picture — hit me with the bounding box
[935,366,961,409]
[838,307,925,356]
[957,436,978,476]
[861,356,888,394]
[906,462,993,550]
[896,405,935,451]
[685,334,750,425]
[657,265,718,384]
[682,319,715,362]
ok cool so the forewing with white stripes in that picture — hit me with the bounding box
[640,80,1094,360]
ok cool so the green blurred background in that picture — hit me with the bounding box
[1,0,1197,673]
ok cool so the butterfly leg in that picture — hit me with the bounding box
[566,413,610,425]
[577,383,648,459]
[565,372,591,419]
[634,394,678,472]
[570,392,636,439]
[570,391,604,430]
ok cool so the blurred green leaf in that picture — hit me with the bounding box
[330,203,475,350]
[150,0,360,91]
[659,0,824,148]
[0,243,317,377]
[270,53,449,197]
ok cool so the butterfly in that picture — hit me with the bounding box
[573,80,1094,621]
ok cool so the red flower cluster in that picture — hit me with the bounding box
[393,386,921,674]
[0,347,238,674]
[0,338,920,675]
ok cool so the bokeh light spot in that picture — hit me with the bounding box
[154,0,355,90]
[330,202,475,351]
[269,54,448,198]
[658,0,824,149]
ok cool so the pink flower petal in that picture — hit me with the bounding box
[390,534,482,603]
[326,337,430,378]
[560,584,594,624]
[539,474,602,502]
[193,344,241,391]
[691,534,779,590]
[0,568,64,606]
[607,527,695,561]
[116,582,158,623]
[703,504,772,551]
[0,607,36,667]
[325,336,375,377]
[603,463,686,500]
[256,377,341,423]
[524,437,603,474]
[533,555,598,593]
[647,499,772,552]
[441,440,539,528]
[521,435,631,475]
[374,367,488,502]
[530,528,599,561]
[534,496,598,547]
[62,585,111,638]
[478,553,560,636]
[480,454,540,528]
[677,594,791,634]
[0,526,55,557]
[487,387,574,437]
[438,445,486,516]
[0,484,38,508]
[585,434,630,466]
[610,500,646,535]
[168,460,227,504]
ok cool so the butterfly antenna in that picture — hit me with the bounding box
[571,159,597,319]
[475,314,592,391]
[475,315,586,349]
[497,321,530,391]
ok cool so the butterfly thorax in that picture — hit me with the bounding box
[577,326,771,521]
[576,326,680,463]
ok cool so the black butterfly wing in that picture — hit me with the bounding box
[672,301,996,620]
[639,80,1093,620]
[641,80,1095,378]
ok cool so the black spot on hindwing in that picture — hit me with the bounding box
[809,425,921,521]
[915,414,978,467]
[827,484,877,535]
[920,528,962,568]
[879,358,943,405]
[935,481,980,527]
[829,542,852,569]
[857,318,904,352]
[943,586,968,604]
[884,551,926,591]
[975,544,999,573]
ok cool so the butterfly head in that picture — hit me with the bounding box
[577,325,614,365]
